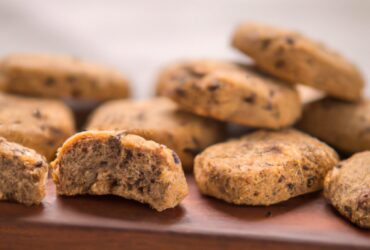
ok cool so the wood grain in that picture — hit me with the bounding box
[0,176,369,250]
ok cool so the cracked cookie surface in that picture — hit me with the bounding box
[51,130,188,211]
[194,129,339,205]
[0,137,48,205]
[232,22,364,101]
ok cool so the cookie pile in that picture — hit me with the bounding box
[0,23,368,227]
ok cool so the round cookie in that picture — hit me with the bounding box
[194,129,339,205]
[297,98,370,154]
[232,22,364,101]
[0,53,130,101]
[156,60,301,129]
[0,93,75,160]
[86,97,225,170]
[324,151,370,228]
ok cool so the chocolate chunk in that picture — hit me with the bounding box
[287,183,295,191]
[302,165,309,171]
[253,191,259,196]
[32,109,42,119]
[306,176,315,188]
[100,161,108,166]
[172,151,181,164]
[175,87,186,97]
[274,60,285,68]
[107,136,121,156]
[286,37,295,45]
[207,81,221,92]
[243,93,256,104]
[45,77,55,86]
[278,175,285,183]
[261,39,271,50]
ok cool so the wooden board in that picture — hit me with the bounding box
[0,175,369,250]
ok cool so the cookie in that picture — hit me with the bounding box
[87,97,225,170]
[0,53,130,101]
[156,60,301,129]
[324,152,370,228]
[297,98,370,154]
[194,129,339,205]
[232,22,364,101]
[51,131,188,212]
[0,137,48,205]
[0,93,75,160]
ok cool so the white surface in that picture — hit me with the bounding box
[0,0,369,98]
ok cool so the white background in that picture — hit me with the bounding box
[0,0,368,98]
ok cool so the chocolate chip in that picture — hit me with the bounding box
[32,109,42,119]
[100,161,108,166]
[71,88,82,98]
[307,176,315,188]
[302,165,309,171]
[172,151,181,164]
[207,81,221,92]
[253,191,259,196]
[287,183,295,191]
[107,136,122,156]
[286,37,295,45]
[265,211,272,217]
[243,93,256,104]
[278,175,285,183]
[184,66,205,79]
[335,163,342,169]
[45,77,55,86]
[125,149,132,162]
[274,60,285,68]
[261,39,271,50]
[48,127,62,135]
[175,87,186,97]
[34,161,43,168]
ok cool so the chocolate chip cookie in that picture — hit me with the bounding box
[232,22,364,101]
[87,97,225,170]
[0,53,130,101]
[194,129,339,205]
[0,93,75,160]
[324,151,370,228]
[0,137,48,205]
[156,60,301,129]
[297,98,370,154]
[51,131,188,211]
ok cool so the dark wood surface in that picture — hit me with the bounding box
[0,175,369,250]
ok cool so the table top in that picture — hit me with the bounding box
[0,176,369,250]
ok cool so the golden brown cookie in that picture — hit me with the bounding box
[232,22,364,101]
[297,98,370,154]
[0,137,48,205]
[194,129,339,205]
[324,151,370,228]
[86,97,225,170]
[0,93,75,160]
[51,130,188,212]
[156,60,301,129]
[0,53,130,101]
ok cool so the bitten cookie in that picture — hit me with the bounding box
[324,152,370,228]
[297,98,370,154]
[0,93,75,160]
[232,22,364,101]
[0,53,130,101]
[87,97,225,170]
[156,60,301,129]
[51,131,188,212]
[194,129,339,205]
[0,137,48,205]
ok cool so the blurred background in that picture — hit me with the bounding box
[0,0,368,98]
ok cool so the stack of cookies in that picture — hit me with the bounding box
[0,22,368,228]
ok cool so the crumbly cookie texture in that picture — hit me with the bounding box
[0,137,48,205]
[232,22,364,101]
[324,152,370,228]
[51,131,188,212]
[156,59,301,129]
[194,129,339,205]
[0,53,130,101]
[87,97,225,171]
[0,93,75,160]
[297,98,370,154]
